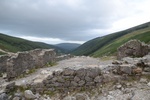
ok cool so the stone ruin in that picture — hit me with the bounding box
[0,49,56,80]
[117,39,150,60]
[28,67,116,94]
[29,53,150,95]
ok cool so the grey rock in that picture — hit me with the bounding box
[117,40,150,60]
[0,93,8,100]
[63,69,75,76]
[116,85,122,89]
[112,60,122,65]
[86,68,101,78]
[86,82,95,86]
[75,93,89,100]
[103,74,115,83]
[85,76,93,82]
[76,69,86,79]
[132,90,150,100]
[139,78,147,83]
[74,76,80,82]
[13,97,21,100]
[120,64,133,75]
[6,49,56,80]
[94,76,103,83]
[64,81,70,87]
[144,67,150,72]
[24,90,36,99]
[63,96,76,100]
[6,82,15,92]
[0,55,10,74]
[147,82,150,87]
[71,81,78,86]
[78,80,85,86]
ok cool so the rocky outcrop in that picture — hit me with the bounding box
[117,40,150,60]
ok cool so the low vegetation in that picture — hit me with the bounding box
[0,33,63,55]
[72,22,150,57]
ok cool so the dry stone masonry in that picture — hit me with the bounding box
[29,53,150,95]
[42,68,102,92]
[0,55,10,74]
[117,39,150,60]
[0,49,56,80]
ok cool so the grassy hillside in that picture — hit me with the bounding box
[0,33,62,54]
[55,43,81,53]
[72,22,150,57]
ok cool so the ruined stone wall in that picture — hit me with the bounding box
[31,54,150,94]
[6,49,56,80]
[117,40,150,60]
[0,55,10,74]
[40,67,114,93]
[0,49,56,80]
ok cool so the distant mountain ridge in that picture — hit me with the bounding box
[55,43,81,53]
[72,22,150,57]
[0,33,63,55]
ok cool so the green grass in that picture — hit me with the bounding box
[92,30,150,57]
[71,22,150,57]
[0,33,63,55]
[45,61,57,67]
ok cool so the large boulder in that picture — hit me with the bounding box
[117,40,150,60]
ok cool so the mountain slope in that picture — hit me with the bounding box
[72,22,150,57]
[0,33,62,54]
[55,43,81,52]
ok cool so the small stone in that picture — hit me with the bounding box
[112,60,121,65]
[126,83,131,86]
[120,64,132,75]
[147,82,150,87]
[74,76,80,82]
[85,76,93,82]
[75,93,89,100]
[144,67,150,72]
[63,69,75,76]
[132,67,142,75]
[78,80,85,86]
[6,82,15,92]
[24,90,37,99]
[0,93,8,100]
[63,96,76,100]
[94,76,102,83]
[13,97,21,100]
[139,78,147,83]
[71,81,78,86]
[107,95,114,99]
[116,85,122,89]
[41,70,48,74]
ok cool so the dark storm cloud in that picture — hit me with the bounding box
[0,0,149,43]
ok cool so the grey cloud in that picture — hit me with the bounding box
[0,0,148,42]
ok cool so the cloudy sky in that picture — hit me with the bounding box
[0,0,150,44]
